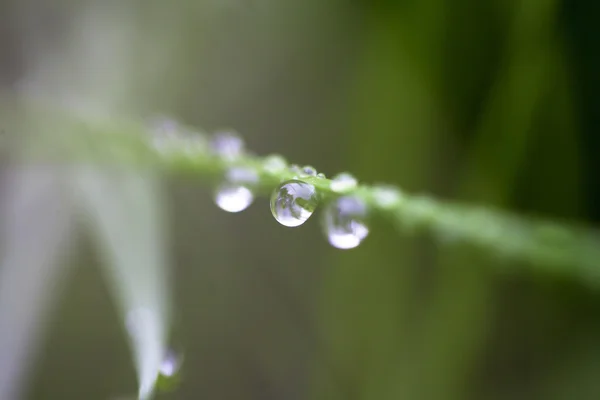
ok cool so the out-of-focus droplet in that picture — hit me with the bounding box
[214,185,254,213]
[263,155,288,174]
[270,180,318,227]
[323,196,369,249]
[210,130,244,160]
[330,172,358,193]
[301,166,317,177]
[149,117,179,137]
[148,117,181,155]
[156,349,183,393]
[372,185,403,209]
[289,164,302,176]
[214,166,258,213]
[159,350,182,378]
[225,166,259,185]
[317,172,326,179]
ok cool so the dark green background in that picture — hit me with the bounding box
[0,0,599,399]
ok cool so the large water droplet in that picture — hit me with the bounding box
[210,130,244,160]
[330,173,358,193]
[323,196,369,249]
[215,185,254,212]
[270,180,318,227]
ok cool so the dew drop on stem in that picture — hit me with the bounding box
[210,129,244,160]
[330,172,358,193]
[323,196,369,249]
[270,180,319,227]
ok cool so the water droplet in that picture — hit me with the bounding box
[372,185,403,208]
[270,180,318,227]
[302,165,317,177]
[263,154,287,173]
[226,166,259,184]
[330,173,358,193]
[156,349,183,393]
[159,350,182,378]
[289,164,302,176]
[148,117,182,155]
[210,130,244,160]
[323,196,369,249]
[215,184,254,212]
[317,172,326,179]
[149,117,179,137]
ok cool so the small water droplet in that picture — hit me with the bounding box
[323,196,369,249]
[372,185,403,208]
[301,165,317,177]
[159,350,182,378]
[317,172,326,179]
[263,154,288,173]
[226,166,259,184]
[270,180,318,227]
[330,173,358,193]
[215,184,254,213]
[156,349,183,393]
[148,117,182,154]
[210,130,244,160]
[149,117,179,136]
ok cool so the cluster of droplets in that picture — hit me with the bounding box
[148,123,395,250]
[268,176,370,249]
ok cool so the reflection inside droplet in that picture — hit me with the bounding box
[270,180,318,227]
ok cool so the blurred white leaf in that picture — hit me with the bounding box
[73,167,170,400]
[0,166,75,400]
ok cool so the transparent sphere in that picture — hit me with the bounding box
[270,180,318,227]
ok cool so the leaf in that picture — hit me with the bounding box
[73,167,171,400]
[0,166,75,400]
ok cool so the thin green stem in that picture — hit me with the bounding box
[4,96,600,285]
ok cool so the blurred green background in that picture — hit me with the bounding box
[1,0,599,399]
